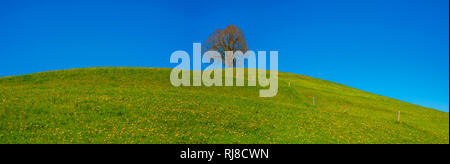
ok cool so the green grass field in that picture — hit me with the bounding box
[0,67,448,144]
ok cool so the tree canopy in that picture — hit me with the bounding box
[203,25,248,67]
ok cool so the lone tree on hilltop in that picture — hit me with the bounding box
[203,25,248,67]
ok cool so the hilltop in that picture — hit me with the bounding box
[0,67,448,143]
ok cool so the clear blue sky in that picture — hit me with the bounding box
[0,0,448,112]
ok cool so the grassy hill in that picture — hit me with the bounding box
[0,67,448,144]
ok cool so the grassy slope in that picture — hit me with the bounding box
[0,67,448,144]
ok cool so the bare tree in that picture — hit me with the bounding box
[203,25,248,67]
